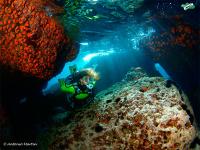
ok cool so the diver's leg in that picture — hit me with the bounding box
[64,94,75,109]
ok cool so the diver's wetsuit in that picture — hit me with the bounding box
[64,70,95,109]
[65,70,92,92]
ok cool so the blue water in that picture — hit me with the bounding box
[41,0,200,125]
[154,63,171,80]
[43,26,156,94]
[0,0,199,146]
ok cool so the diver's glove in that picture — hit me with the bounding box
[86,80,96,90]
[86,84,94,90]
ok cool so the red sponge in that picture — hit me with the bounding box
[0,0,77,80]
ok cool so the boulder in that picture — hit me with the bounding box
[41,68,198,149]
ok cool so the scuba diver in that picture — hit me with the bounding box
[58,65,99,109]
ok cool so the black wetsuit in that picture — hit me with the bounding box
[65,70,89,91]
[64,70,94,109]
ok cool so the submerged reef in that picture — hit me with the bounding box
[140,15,200,63]
[141,23,199,56]
[39,68,198,149]
[0,0,78,79]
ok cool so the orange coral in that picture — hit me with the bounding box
[140,22,199,61]
[0,0,77,79]
[140,86,149,92]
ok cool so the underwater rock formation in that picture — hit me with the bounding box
[123,67,147,82]
[139,12,200,126]
[141,24,199,56]
[0,0,77,80]
[40,68,198,149]
[140,16,200,62]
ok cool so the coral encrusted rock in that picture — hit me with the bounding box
[42,68,198,150]
[0,0,77,80]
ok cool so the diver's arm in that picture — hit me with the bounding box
[65,74,74,84]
